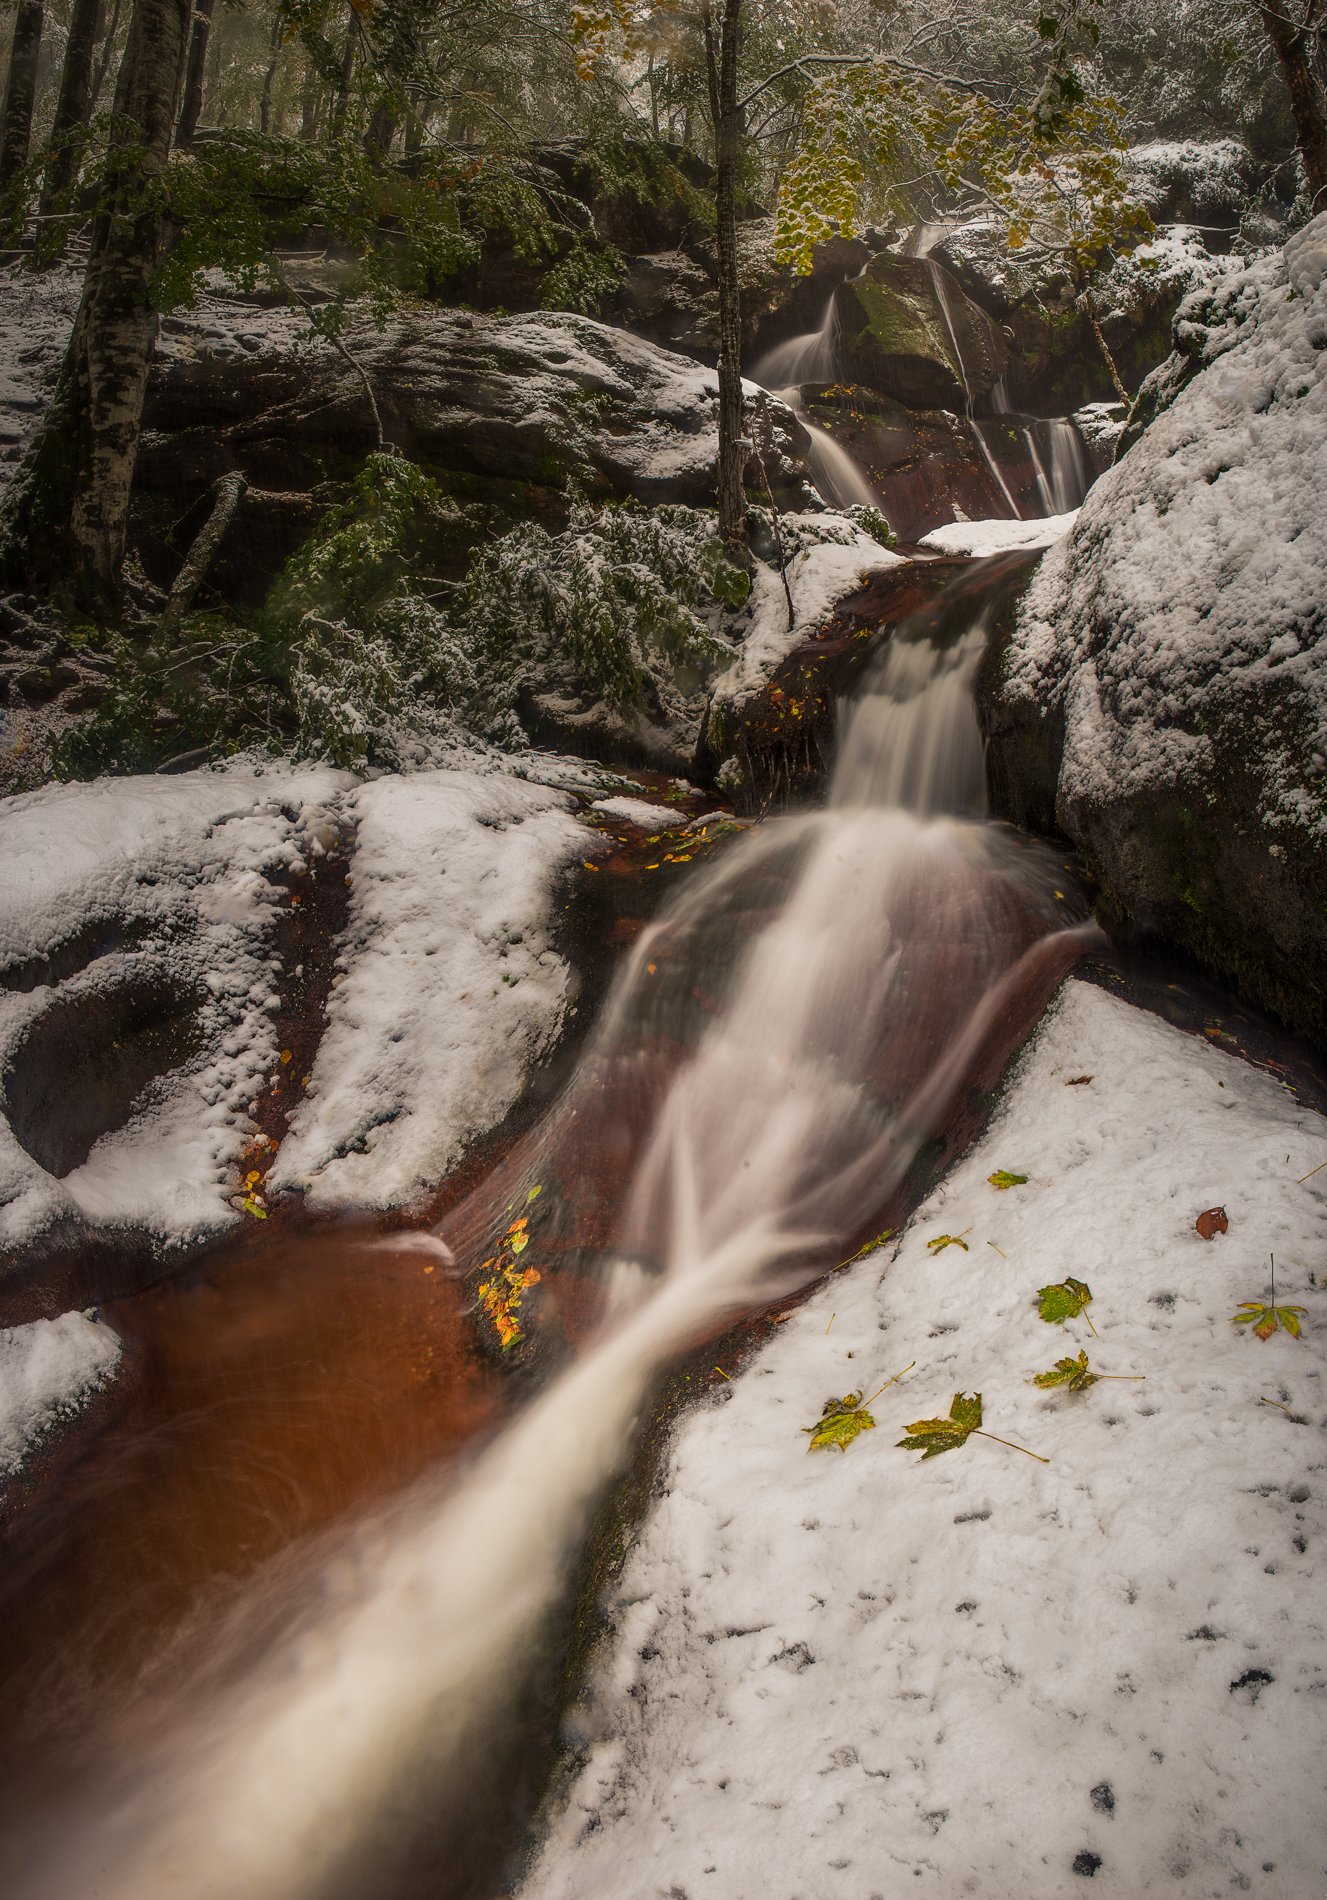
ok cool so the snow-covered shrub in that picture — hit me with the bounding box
[452,500,735,736]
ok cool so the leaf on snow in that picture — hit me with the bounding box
[927,1229,971,1254]
[1233,1302,1306,1341]
[1036,1276,1093,1325]
[988,1170,1028,1190]
[896,1391,983,1459]
[803,1391,877,1453]
[1033,1349,1099,1390]
[1195,1205,1228,1240]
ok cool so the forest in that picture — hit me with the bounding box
[0,1,1324,1896]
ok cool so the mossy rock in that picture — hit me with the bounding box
[832,255,1009,411]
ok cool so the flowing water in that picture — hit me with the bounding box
[752,296,880,513]
[4,563,1096,1899]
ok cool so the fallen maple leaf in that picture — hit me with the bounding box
[1032,1348,1143,1391]
[1195,1206,1229,1240]
[803,1392,877,1453]
[1233,1302,1306,1341]
[988,1170,1028,1190]
[896,1391,1048,1463]
[1065,1075,1094,1086]
[927,1229,971,1254]
[1035,1276,1098,1335]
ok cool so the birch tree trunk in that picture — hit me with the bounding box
[1256,1,1327,205]
[0,0,45,189]
[0,0,192,614]
[175,0,215,145]
[703,0,748,563]
[36,0,101,243]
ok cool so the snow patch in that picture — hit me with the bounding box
[268,770,588,1212]
[919,511,1077,557]
[521,979,1327,1900]
[0,1309,121,1475]
[589,796,685,831]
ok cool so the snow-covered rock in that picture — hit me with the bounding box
[521,979,1327,1900]
[919,512,1077,558]
[991,215,1327,1043]
[0,1308,121,1476]
[266,770,588,1214]
[0,760,351,1301]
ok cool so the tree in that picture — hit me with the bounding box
[1252,0,1327,203]
[0,0,44,190]
[0,0,194,613]
[36,0,103,248]
[576,0,1141,559]
[176,0,219,145]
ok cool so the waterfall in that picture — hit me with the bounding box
[13,550,1095,1900]
[751,296,880,515]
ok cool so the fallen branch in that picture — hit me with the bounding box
[158,471,246,637]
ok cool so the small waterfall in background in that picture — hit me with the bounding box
[751,295,880,513]
[907,223,1091,523]
[11,557,1096,1900]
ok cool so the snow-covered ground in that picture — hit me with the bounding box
[919,512,1077,558]
[268,769,588,1212]
[0,760,352,1260]
[522,978,1327,1900]
[0,1309,121,1476]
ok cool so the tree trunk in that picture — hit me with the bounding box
[175,0,214,145]
[37,0,99,232]
[258,12,283,135]
[90,0,125,112]
[0,0,45,189]
[703,0,747,562]
[329,9,357,139]
[0,0,193,614]
[1256,1,1327,206]
[365,98,396,159]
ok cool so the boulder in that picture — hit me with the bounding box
[134,305,812,603]
[831,253,1009,410]
[985,216,1327,1044]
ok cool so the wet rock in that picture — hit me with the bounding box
[832,253,1009,410]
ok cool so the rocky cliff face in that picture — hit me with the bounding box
[986,215,1327,1044]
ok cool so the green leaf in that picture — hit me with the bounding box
[1036,1276,1094,1325]
[1233,1302,1306,1341]
[896,1390,984,1459]
[803,1391,877,1453]
[1033,1349,1098,1390]
[988,1170,1028,1190]
[927,1229,971,1254]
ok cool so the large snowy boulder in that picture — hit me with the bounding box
[988,216,1327,1042]
[134,304,811,600]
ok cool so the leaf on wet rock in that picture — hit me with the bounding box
[1195,1205,1229,1240]
[803,1392,877,1454]
[1233,1302,1306,1341]
[988,1170,1028,1190]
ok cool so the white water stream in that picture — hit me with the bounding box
[12,300,1097,1900]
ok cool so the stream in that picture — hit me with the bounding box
[0,316,1165,1897]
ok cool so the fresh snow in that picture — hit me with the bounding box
[590,796,686,831]
[1007,213,1327,837]
[267,770,588,1212]
[711,514,899,715]
[0,760,352,1259]
[919,512,1077,558]
[0,1309,121,1475]
[522,979,1327,1900]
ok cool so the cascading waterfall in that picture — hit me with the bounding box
[13,568,1094,1900]
[752,295,879,513]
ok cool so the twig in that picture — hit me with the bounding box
[862,1362,915,1406]
[973,1429,1050,1464]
